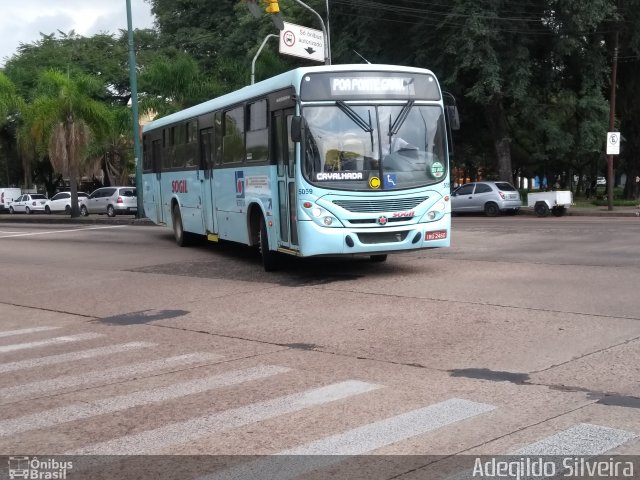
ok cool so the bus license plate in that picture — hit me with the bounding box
[425,230,447,241]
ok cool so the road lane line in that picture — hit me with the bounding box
[0,225,127,239]
[0,333,103,354]
[513,423,637,455]
[0,341,156,374]
[0,365,290,437]
[199,399,495,480]
[0,326,60,338]
[0,352,220,402]
[67,380,383,455]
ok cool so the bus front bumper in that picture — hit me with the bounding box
[296,216,451,257]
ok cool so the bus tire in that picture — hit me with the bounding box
[370,254,388,262]
[259,217,279,272]
[172,204,190,247]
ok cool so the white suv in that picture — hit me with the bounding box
[80,187,137,217]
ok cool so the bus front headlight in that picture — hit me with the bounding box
[423,201,446,222]
[302,203,342,228]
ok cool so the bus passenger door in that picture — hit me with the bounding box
[273,109,298,249]
[143,139,163,224]
[200,127,217,235]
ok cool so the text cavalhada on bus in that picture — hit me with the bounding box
[141,64,460,271]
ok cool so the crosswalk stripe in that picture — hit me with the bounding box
[0,326,60,338]
[0,342,156,374]
[513,423,637,455]
[199,399,495,480]
[0,365,290,437]
[67,380,383,455]
[0,352,220,403]
[0,333,103,354]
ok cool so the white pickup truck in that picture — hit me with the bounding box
[527,190,573,217]
[0,188,22,212]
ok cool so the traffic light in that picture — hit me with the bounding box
[263,0,280,14]
[262,0,284,30]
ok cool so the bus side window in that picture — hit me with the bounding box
[286,115,295,176]
[199,128,213,170]
[214,112,222,166]
[273,115,285,176]
[222,106,245,164]
[246,100,268,163]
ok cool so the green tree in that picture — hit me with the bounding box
[0,73,25,186]
[20,70,110,216]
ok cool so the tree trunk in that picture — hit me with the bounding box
[485,96,513,184]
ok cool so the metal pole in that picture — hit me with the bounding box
[325,0,331,64]
[607,30,619,211]
[126,0,144,218]
[252,34,278,85]
[290,0,330,65]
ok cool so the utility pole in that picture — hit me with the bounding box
[126,0,144,219]
[607,30,619,211]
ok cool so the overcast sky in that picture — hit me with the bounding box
[0,0,155,67]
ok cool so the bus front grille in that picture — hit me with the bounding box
[333,197,428,213]
[357,231,409,244]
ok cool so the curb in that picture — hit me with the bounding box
[0,214,155,226]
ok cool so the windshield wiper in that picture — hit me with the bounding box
[336,101,374,150]
[388,100,415,142]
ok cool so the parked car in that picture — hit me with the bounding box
[44,192,88,214]
[9,193,48,214]
[79,187,137,217]
[451,181,522,216]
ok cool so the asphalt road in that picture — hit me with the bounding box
[0,216,638,479]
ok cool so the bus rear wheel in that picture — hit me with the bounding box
[259,217,279,272]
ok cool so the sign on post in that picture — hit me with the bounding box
[279,22,325,63]
[607,132,620,155]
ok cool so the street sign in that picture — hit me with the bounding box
[607,131,620,155]
[279,22,325,63]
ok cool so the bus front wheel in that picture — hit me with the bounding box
[259,217,279,272]
[370,254,388,263]
[172,204,190,247]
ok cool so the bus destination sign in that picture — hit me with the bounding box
[300,71,441,101]
[330,77,416,96]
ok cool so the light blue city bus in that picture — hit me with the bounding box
[142,64,457,270]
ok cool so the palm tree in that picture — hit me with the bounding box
[87,106,134,186]
[20,70,109,217]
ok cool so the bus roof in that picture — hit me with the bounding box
[142,64,438,133]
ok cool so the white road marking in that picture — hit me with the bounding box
[513,423,637,455]
[67,380,383,455]
[0,352,220,402]
[0,225,127,239]
[199,399,495,480]
[0,341,156,374]
[0,326,60,338]
[0,333,103,354]
[0,365,290,437]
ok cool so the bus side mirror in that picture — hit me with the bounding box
[446,106,460,131]
[291,116,303,142]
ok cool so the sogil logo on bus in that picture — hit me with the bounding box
[171,180,188,193]
[392,211,414,218]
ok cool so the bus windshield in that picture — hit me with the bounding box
[302,103,447,191]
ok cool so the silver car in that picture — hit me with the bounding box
[80,187,137,217]
[451,181,521,216]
